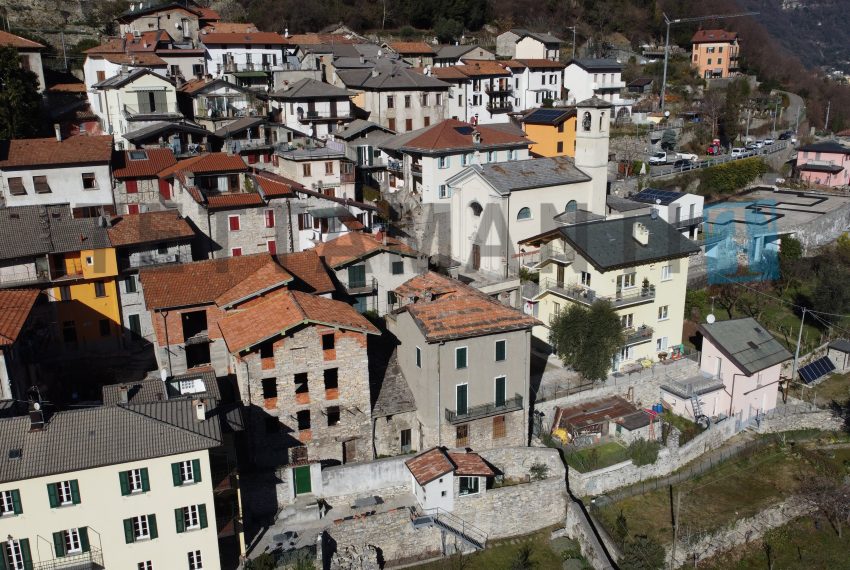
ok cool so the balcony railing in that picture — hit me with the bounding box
[540,278,656,309]
[445,394,523,424]
[661,375,725,399]
[521,244,574,270]
[672,215,703,229]
[485,84,513,96]
[623,324,653,345]
[297,110,353,123]
[223,62,276,73]
[347,276,377,295]
[123,103,182,120]
[486,101,513,114]
[341,172,355,184]
[33,549,104,570]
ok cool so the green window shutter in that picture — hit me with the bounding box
[70,480,80,505]
[496,340,506,361]
[175,507,186,533]
[141,468,150,492]
[456,384,468,415]
[171,462,181,486]
[79,527,90,553]
[495,376,506,407]
[199,504,208,529]
[10,489,22,514]
[192,459,201,483]
[0,541,6,570]
[148,514,158,539]
[47,483,59,508]
[52,532,66,558]
[119,471,130,496]
[123,518,135,544]
[19,538,32,570]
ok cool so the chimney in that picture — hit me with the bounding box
[632,221,649,246]
[284,28,290,39]
[118,385,129,404]
[472,129,481,144]
[359,54,365,64]
[370,68,379,78]
[28,401,44,432]
[54,124,62,142]
[193,398,207,421]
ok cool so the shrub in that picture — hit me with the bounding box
[399,25,416,39]
[529,462,550,481]
[627,438,660,466]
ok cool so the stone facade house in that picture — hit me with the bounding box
[214,117,275,166]
[387,272,539,451]
[496,29,562,61]
[112,148,178,215]
[177,76,266,133]
[274,146,356,201]
[434,45,496,67]
[116,1,219,43]
[218,289,379,466]
[405,447,495,513]
[270,78,355,140]
[388,42,436,67]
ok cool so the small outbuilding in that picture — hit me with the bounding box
[551,396,652,445]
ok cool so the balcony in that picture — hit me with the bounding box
[34,549,104,570]
[445,394,523,424]
[122,103,182,121]
[593,80,626,90]
[297,110,353,123]
[485,84,513,96]
[623,324,653,345]
[661,374,725,399]
[672,215,703,229]
[387,159,403,173]
[224,62,276,73]
[486,101,513,114]
[341,171,355,184]
[540,278,656,309]
[520,243,574,270]
[347,276,377,295]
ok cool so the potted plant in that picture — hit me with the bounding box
[641,277,650,296]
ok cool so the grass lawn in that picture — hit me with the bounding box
[411,528,586,570]
[791,371,850,406]
[564,441,629,473]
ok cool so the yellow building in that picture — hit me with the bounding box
[520,107,577,158]
[520,215,700,371]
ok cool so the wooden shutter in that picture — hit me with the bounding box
[495,376,506,407]
[171,462,181,486]
[152,90,168,112]
[267,240,276,255]
[199,504,208,529]
[70,480,81,504]
[128,204,140,215]
[47,483,59,508]
[192,459,202,483]
[137,92,152,113]
[148,514,158,539]
[52,532,66,557]
[265,209,275,228]
[456,384,468,415]
[175,507,186,533]
[10,490,21,514]
[119,471,130,496]
[141,468,150,492]
[125,179,138,194]
[19,539,31,570]
[123,518,135,543]
[79,527,90,553]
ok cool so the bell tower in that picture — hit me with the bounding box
[574,96,613,215]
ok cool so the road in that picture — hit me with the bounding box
[647,140,789,179]
[779,89,806,134]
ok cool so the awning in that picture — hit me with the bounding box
[232,71,268,78]
[309,206,350,219]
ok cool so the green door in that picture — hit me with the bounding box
[293,466,311,496]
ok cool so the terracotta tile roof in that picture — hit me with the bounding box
[102,52,167,66]
[47,83,87,93]
[158,153,248,178]
[200,32,288,45]
[194,6,221,20]
[113,148,177,179]
[340,215,365,231]
[107,210,194,247]
[0,135,113,169]
[405,447,454,486]
[393,272,539,341]
[381,118,528,153]
[85,38,125,54]
[516,58,565,69]
[218,289,378,353]
[390,41,436,55]
[447,451,495,477]
[458,60,511,76]
[254,171,299,198]
[139,253,290,309]
[429,66,471,80]
[123,30,168,51]
[691,29,738,44]
[177,77,215,94]
[287,33,359,45]
[0,289,39,346]
[276,250,335,294]
[215,260,293,308]
[205,193,264,209]
[0,30,43,49]
[202,22,258,34]
[314,231,418,269]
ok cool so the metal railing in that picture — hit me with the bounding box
[346,276,377,295]
[649,141,788,179]
[33,548,104,570]
[521,243,574,269]
[484,84,513,95]
[297,110,353,122]
[539,278,655,309]
[623,324,653,345]
[445,393,523,424]
[673,215,703,228]
[486,101,513,113]
[123,103,182,118]
[661,375,725,399]
[412,508,487,550]
[223,62,277,73]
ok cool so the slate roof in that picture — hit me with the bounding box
[107,210,194,247]
[576,95,614,109]
[797,140,850,155]
[829,339,850,353]
[218,289,379,353]
[123,121,212,144]
[336,61,450,91]
[381,119,529,154]
[628,77,654,87]
[453,156,590,195]
[606,195,649,213]
[435,44,483,59]
[0,136,113,169]
[92,68,170,89]
[286,33,361,46]
[691,29,738,44]
[158,153,248,178]
[335,119,395,140]
[0,402,220,484]
[271,78,354,100]
[178,77,253,95]
[516,59,565,69]
[698,318,792,376]
[0,205,111,260]
[798,163,844,173]
[568,58,623,72]
[393,272,539,342]
[213,117,266,138]
[0,30,44,49]
[509,29,562,44]
[405,447,454,486]
[102,368,220,405]
[314,231,418,268]
[0,289,39,346]
[556,214,700,272]
[112,148,177,179]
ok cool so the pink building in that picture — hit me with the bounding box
[661,318,791,424]
[796,141,850,187]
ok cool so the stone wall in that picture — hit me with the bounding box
[437,409,527,451]
[565,500,616,570]
[373,412,420,458]
[756,409,843,434]
[320,456,409,498]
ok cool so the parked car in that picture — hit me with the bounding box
[672,159,692,169]
[731,147,746,158]
[745,143,758,151]
[648,151,668,165]
[763,137,775,145]
[779,131,793,140]
[754,140,764,149]
[677,152,698,161]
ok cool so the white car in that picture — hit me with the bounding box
[677,152,698,161]
[731,147,746,158]
[763,138,775,145]
[648,152,668,165]
[754,140,764,149]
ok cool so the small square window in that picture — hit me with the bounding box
[391,260,404,275]
[81,173,97,190]
[7,177,25,196]
[322,333,335,351]
[94,282,106,298]
[261,378,277,399]
[33,175,51,194]
[327,406,340,426]
[228,215,240,231]
[231,247,242,257]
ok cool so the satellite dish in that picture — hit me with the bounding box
[33,402,41,411]
[706,314,716,324]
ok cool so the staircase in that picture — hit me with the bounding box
[411,508,487,551]
[690,395,703,419]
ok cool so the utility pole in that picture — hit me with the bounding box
[772,100,779,136]
[825,100,831,132]
[789,307,807,398]
[670,488,683,570]
[60,31,68,72]
[745,107,751,142]
[567,26,577,59]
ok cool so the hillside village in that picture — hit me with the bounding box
[1,2,850,569]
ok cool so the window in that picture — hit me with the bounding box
[327,406,341,426]
[620,345,634,361]
[93,281,106,298]
[261,378,277,400]
[33,175,51,194]
[405,118,413,131]
[455,346,468,369]
[517,207,532,220]
[59,285,72,301]
[120,468,149,495]
[421,93,429,106]
[493,415,506,439]
[48,480,80,507]
[347,264,366,288]
[556,141,564,153]
[416,346,422,368]
[495,376,506,407]
[188,550,203,570]
[139,563,153,570]
[438,184,450,199]
[321,333,335,352]
[231,247,242,257]
[404,95,411,108]
[387,95,394,108]
[424,116,431,127]
[294,372,309,399]
[0,489,22,515]
[297,410,311,431]
[302,163,312,177]
[325,161,334,175]
[456,424,469,447]
[124,275,137,294]
[458,476,480,495]
[265,209,275,228]
[507,150,515,160]
[99,319,111,337]
[495,339,506,362]
[580,271,591,287]
[661,264,672,281]
[122,514,157,543]
[461,153,471,166]
[228,215,240,231]
[4,539,31,570]
[267,240,276,255]
[127,314,142,337]
[456,383,468,416]
[487,151,496,162]
[707,58,712,65]
[81,173,97,190]
[617,273,636,289]
[658,305,669,321]
[391,260,404,275]
[172,459,201,485]
[717,58,723,65]
[323,368,338,397]
[175,505,207,534]
[388,118,396,131]
[436,93,442,105]
[7,177,25,195]
[656,337,669,351]
[620,314,633,329]
[54,527,90,556]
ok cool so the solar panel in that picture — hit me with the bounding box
[633,188,685,205]
[798,356,836,384]
[526,109,568,123]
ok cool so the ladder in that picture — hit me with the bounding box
[691,395,703,419]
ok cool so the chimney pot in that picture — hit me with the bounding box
[54,124,62,142]
[118,385,129,404]
[632,221,649,246]
[194,398,206,421]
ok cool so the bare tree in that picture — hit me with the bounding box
[801,476,850,538]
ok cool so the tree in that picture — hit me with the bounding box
[800,475,850,538]
[510,543,537,570]
[0,46,42,139]
[660,129,677,151]
[549,300,625,381]
[613,510,630,550]
[812,263,850,321]
[619,535,665,570]
[434,18,463,43]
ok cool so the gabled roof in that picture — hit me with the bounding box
[0,30,44,50]
[286,33,361,46]
[405,447,454,486]
[158,153,248,179]
[112,148,177,179]
[100,52,168,67]
[123,121,212,145]
[521,107,576,126]
[393,272,539,342]
[448,156,590,195]
[218,289,379,353]
[314,231,418,268]
[276,250,335,294]
[178,76,255,96]
[389,41,436,55]
[92,68,172,89]
[699,318,791,376]
[200,31,288,45]
[102,368,220,405]
[516,59,565,69]
[107,210,194,247]
[202,22,258,34]
[139,253,292,310]
[628,76,654,87]
[508,29,563,44]
[117,1,212,22]
[335,119,395,140]
[435,44,489,59]
[380,118,529,154]
[0,402,220,484]
[691,29,738,44]
[568,58,623,72]
[448,451,495,477]
[253,170,303,198]
[270,78,354,100]
[455,60,511,77]
[336,61,450,91]
[0,289,39,347]
[0,205,112,260]
[0,135,113,169]
[213,117,266,138]
[797,140,850,154]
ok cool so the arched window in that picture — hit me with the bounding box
[582,111,592,132]
[517,207,532,220]
[565,200,578,213]
[599,112,605,130]
[469,202,483,217]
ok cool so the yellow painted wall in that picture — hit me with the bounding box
[51,248,121,342]
[524,116,576,158]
